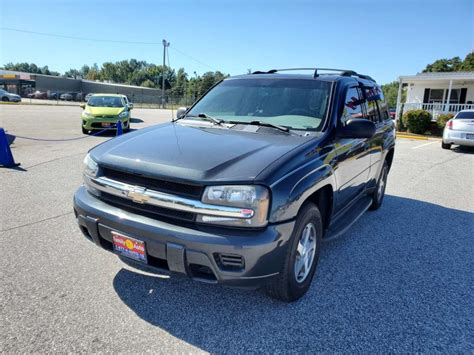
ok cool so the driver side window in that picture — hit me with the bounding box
[341,87,363,125]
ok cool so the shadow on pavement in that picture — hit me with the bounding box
[131,118,144,123]
[452,145,474,154]
[112,195,473,352]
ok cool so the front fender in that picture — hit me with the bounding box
[268,158,336,223]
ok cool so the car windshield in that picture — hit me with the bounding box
[187,78,332,131]
[88,96,124,107]
[455,111,474,119]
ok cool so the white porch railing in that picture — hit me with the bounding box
[401,103,474,120]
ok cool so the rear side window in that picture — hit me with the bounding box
[361,86,390,122]
[341,86,363,124]
[455,111,474,119]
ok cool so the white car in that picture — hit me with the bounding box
[0,89,21,102]
[442,110,474,149]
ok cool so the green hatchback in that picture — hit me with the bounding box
[81,94,132,134]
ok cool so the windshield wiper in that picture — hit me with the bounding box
[175,113,224,125]
[228,120,290,133]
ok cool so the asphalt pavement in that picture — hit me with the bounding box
[1,105,473,353]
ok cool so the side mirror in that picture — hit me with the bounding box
[338,119,376,139]
[128,103,134,110]
[80,103,85,109]
[176,106,188,119]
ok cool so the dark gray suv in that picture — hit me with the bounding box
[74,68,395,301]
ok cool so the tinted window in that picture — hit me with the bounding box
[364,87,380,123]
[455,111,474,119]
[188,78,332,131]
[341,87,363,124]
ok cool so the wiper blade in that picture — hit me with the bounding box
[176,113,224,125]
[228,120,290,133]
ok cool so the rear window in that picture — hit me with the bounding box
[455,111,474,119]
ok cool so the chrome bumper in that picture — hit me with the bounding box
[83,175,254,219]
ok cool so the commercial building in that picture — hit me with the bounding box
[0,70,162,103]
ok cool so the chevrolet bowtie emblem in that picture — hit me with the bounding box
[127,187,150,204]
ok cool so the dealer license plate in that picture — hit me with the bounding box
[101,122,112,128]
[112,231,147,263]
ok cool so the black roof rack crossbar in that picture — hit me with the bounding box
[251,67,375,82]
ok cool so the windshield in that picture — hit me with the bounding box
[187,78,332,131]
[88,96,125,107]
[455,111,474,119]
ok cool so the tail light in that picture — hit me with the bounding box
[446,120,453,130]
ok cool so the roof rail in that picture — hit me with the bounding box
[251,67,376,82]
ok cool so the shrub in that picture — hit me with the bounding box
[436,113,454,129]
[402,109,432,134]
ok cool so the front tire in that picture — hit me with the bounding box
[441,141,451,150]
[369,160,388,211]
[265,202,322,302]
[82,126,89,135]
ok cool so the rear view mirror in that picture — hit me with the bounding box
[79,104,85,109]
[176,107,188,119]
[128,103,134,110]
[338,119,375,139]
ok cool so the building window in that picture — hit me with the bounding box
[428,89,444,103]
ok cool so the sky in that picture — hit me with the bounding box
[0,0,473,84]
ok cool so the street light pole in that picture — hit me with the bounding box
[162,39,170,109]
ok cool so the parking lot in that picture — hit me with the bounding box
[1,105,473,352]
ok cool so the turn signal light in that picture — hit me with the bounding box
[446,120,453,130]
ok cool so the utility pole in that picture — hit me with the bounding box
[162,39,170,108]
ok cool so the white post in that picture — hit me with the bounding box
[445,79,453,112]
[395,78,403,122]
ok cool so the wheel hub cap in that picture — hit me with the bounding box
[294,223,317,283]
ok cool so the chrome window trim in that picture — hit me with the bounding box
[84,175,254,219]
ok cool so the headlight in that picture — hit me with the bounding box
[82,111,93,118]
[118,110,128,118]
[197,185,269,227]
[83,153,98,178]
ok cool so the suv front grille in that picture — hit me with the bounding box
[102,167,203,199]
[99,191,196,222]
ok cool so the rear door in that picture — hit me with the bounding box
[334,85,371,211]
[362,85,387,182]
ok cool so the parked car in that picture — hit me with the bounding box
[80,94,132,134]
[60,92,74,101]
[442,109,474,149]
[28,90,48,99]
[389,108,396,119]
[0,89,22,102]
[73,68,395,302]
[84,93,93,102]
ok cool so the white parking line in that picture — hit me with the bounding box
[412,141,437,149]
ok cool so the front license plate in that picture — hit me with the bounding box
[101,122,112,128]
[112,231,147,263]
[466,133,474,140]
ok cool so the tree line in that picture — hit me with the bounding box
[1,59,227,100]
[3,52,473,105]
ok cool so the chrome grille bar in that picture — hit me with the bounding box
[84,175,254,219]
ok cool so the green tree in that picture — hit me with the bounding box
[423,56,463,72]
[460,52,474,71]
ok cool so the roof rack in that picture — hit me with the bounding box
[251,68,375,82]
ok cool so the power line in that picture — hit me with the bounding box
[0,27,215,70]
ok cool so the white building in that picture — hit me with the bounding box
[396,71,474,120]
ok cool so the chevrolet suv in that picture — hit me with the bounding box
[74,68,395,302]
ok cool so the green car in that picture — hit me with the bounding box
[81,94,132,134]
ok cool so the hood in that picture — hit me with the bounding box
[91,122,313,183]
[86,106,125,116]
